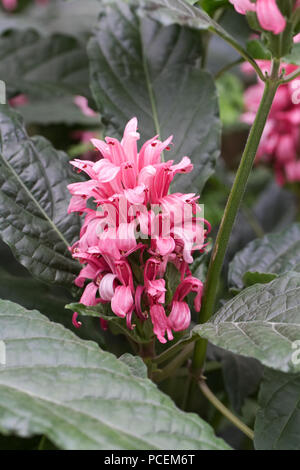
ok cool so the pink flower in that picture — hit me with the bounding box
[8,94,28,107]
[168,301,191,332]
[2,0,17,10]
[256,0,286,35]
[74,96,97,117]
[230,0,256,14]
[2,0,49,10]
[230,0,286,35]
[111,286,134,320]
[68,118,209,343]
[242,62,300,184]
[150,305,173,344]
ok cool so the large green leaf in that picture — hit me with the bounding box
[136,0,254,56]
[208,345,263,413]
[0,299,230,450]
[0,30,90,99]
[0,105,80,285]
[229,224,300,290]
[255,369,300,450]
[0,267,106,347]
[194,272,300,373]
[284,43,300,65]
[0,0,101,38]
[19,96,99,126]
[137,0,230,35]
[88,1,221,193]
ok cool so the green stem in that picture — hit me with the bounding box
[153,335,195,365]
[281,66,300,83]
[153,343,194,383]
[211,27,266,82]
[215,58,244,80]
[38,435,47,451]
[181,375,194,411]
[198,380,254,441]
[192,70,280,376]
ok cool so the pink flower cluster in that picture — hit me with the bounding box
[230,0,292,35]
[242,55,300,184]
[68,118,209,344]
[2,0,48,11]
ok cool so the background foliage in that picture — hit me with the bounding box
[0,0,299,450]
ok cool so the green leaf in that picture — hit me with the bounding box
[19,96,99,126]
[0,299,230,450]
[216,73,244,127]
[136,0,258,64]
[194,272,300,373]
[255,369,300,450]
[284,42,300,65]
[208,345,263,413]
[119,353,148,378]
[0,105,80,286]
[88,1,221,193]
[0,0,101,38]
[137,0,231,36]
[229,224,300,290]
[66,302,154,344]
[242,272,278,289]
[0,30,90,99]
[0,267,105,347]
[246,39,271,60]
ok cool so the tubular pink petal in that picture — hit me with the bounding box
[93,159,120,183]
[111,285,134,319]
[229,0,256,14]
[80,282,99,306]
[72,312,82,329]
[155,237,176,256]
[135,285,146,320]
[256,0,286,34]
[150,305,172,344]
[74,96,97,117]
[168,301,191,332]
[99,273,117,301]
[91,138,111,159]
[121,117,140,165]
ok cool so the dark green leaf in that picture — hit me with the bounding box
[88,1,221,193]
[246,39,271,60]
[216,73,244,127]
[0,30,90,99]
[66,302,154,344]
[119,354,148,378]
[0,267,105,347]
[0,105,80,285]
[194,272,300,373]
[229,224,300,290]
[284,42,300,65]
[0,299,230,450]
[242,272,278,288]
[255,369,300,450]
[137,0,233,37]
[208,345,263,413]
[19,96,99,126]
[0,0,101,38]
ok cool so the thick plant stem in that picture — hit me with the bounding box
[198,380,254,441]
[192,75,280,376]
